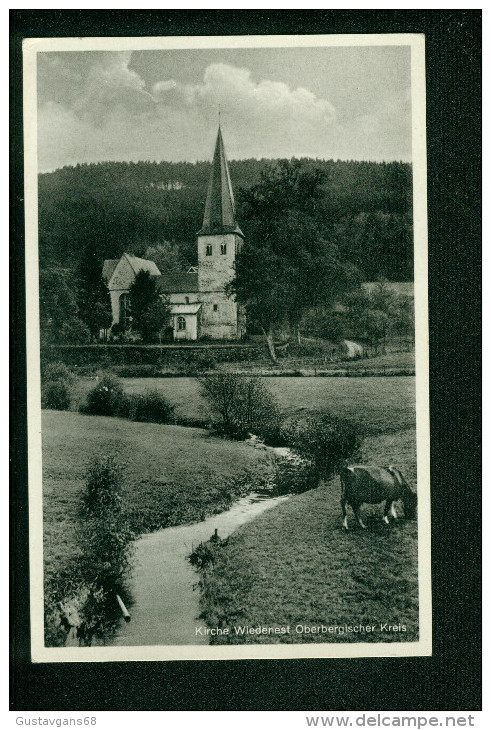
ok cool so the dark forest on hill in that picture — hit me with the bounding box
[38,157,413,283]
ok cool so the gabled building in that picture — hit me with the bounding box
[103,126,246,341]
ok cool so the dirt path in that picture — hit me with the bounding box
[108,492,288,647]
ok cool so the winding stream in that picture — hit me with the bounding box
[107,491,288,646]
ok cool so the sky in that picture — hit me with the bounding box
[37,45,412,172]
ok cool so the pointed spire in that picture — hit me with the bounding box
[198,126,243,237]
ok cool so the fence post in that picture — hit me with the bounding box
[116,594,131,622]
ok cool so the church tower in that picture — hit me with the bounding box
[197,126,245,339]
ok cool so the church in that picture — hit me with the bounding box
[103,127,246,341]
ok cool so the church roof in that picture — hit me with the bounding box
[170,303,202,315]
[124,254,161,276]
[156,272,199,293]
[102,259,119,282]
[198,126,243,237]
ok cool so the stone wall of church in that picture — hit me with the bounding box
[168,292,199,305]
[198,291,240,339]
[109,289,124,324]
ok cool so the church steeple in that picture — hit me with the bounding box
[198,126,243,237]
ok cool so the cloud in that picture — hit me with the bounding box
[152,78,177,96]
[71,52,155,125]
[188,63,335,123]
[37,52,411,170]
[151,63,336,142]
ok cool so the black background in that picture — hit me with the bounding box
[10,10,481,712]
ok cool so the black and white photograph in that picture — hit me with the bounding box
[23,33,430,662]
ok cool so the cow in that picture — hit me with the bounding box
[339,464,417,530]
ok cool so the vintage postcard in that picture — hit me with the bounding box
[23,33,430,662]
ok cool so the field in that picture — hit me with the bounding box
[42,411,272,582]
[72,375,416,435]
[43,374,417,645]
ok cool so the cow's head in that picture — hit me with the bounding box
[390,466,417,520]
[402,488,417,520]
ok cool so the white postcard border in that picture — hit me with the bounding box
[23,32,431,662]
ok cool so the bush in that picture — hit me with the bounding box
[188,536,226,571]
[42,361,75,386]
[77,457,134,645]
[199,374,283,444]
[82,375,129,417]
[282,410,363,479]
[41,360,74,410]
[130,389,175,424]
[272,452,319,495]
[42,379,72,410]
[78,457,133,587]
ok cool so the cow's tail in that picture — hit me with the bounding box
[388,465,410,491]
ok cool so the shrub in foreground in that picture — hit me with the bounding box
[42,379,72,410]
[131,389,175,424]
[282,410,363,480]
[188,536,226,571]
[42,361,75,386]
[82,375,129,417]
[76,457,134,645]
[82,376,175,424]
[41,360,74,410]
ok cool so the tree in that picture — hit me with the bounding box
[199,373,282,443]
[77,246,113,341]
[332,211,414,281]
[344,280,412,352]
[59,318,91,344]
[144,241,183,275]
[231,162,360,361]
[39,266,85,344]
[128,269,170,343]
[392,295,415,344]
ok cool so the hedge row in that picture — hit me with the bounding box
[41,344,263,369]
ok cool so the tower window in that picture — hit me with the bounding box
[213,304,218,312]
[220,243,227,255]
[177,316,186,331]
[206,244,213,256]
[185,296,190,304]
